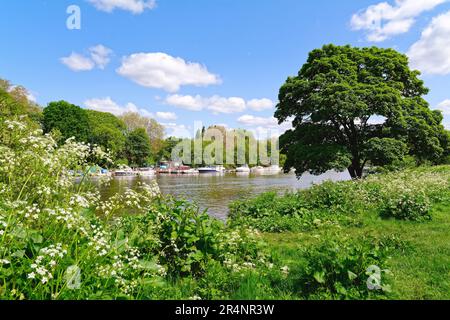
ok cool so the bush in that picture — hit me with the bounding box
[380,192,431,221]
[294,236,393,299]
[303,181,356,212]
[149,198,224,277]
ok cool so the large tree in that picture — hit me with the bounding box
[275,44,449,179]
[43,101,90,143]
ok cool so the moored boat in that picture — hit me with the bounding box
[236,165,251,173]
[267,165,282,173]
[113,166,137,177]
[250,166,265,173]
[137,168,156,177]
[198,166,225,174]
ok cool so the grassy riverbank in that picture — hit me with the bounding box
[230,166,450,300]
[261,201,450,300]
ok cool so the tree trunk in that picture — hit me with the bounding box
[348,166,357,179]
[348,162,364,179]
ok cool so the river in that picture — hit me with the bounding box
[94,171,350,220]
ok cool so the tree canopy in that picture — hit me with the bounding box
[120,112,165,156]
[0,78,41,120]
[275,44,450,179]
[125,128,152,167]
[43,101,91,143]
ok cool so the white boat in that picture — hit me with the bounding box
[255,165,282,175]
[250,166,265,173]
[137,168,156,177]
[182,169,200,175]
[236,165,251,173]
[267,165,282,173]
[198,166,225,173]
[113,168,137,177]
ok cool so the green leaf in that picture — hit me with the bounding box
[113,238,127,253]
[30,232,43,244]
[12,227,27,239]
[381,284,392,293]
[347,271,358,281]
[139,259,160,272]
[313,271,326,284]
[12,250,25,258]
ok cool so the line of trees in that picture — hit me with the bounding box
[42,101,166,167]
[1,78,284,170]
[166,125,285,168]
[0,80,166,168]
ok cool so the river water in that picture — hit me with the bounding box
[94,171,350,220]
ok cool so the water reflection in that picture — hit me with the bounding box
[95,171,350,220]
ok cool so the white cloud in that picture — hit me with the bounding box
[162,123,191,138]
[89,45,113,69]
[165,95,273,114]
[351,0,447,42]
[206,96,247,114]
[117,53,220,92]
[436,99,450,114]
[237,115,279,127]
[238,115,293,138]
[61,45,113,71]
[87,0,157,14]
[165,94,205,111]
[61,53,96,71]
[247,98,274,111]
[408,11,450,75]
[156,111,177,121]
[84,97,152,116]
[368,115,388,125]
[165,95,246,114]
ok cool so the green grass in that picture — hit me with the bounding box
[261,199,450,300]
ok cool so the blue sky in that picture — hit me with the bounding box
[1,0,450,137]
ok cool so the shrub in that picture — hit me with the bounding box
[303,181,356,212]
[148,198,224,277]
[380,192,431,221]
[294,236,393,299]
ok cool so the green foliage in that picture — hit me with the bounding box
[120,112,166,157]
[86,110,126,159]
[0,79,41,124]
[294,235,393,299]
[0,118,283,300]
[380,192,431,222]
[229,192,313,232]
[43,101,90,143]
[148,198,223,277]
[125,128,152,167]
[364,138,408,167]
[276,44,449,179]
